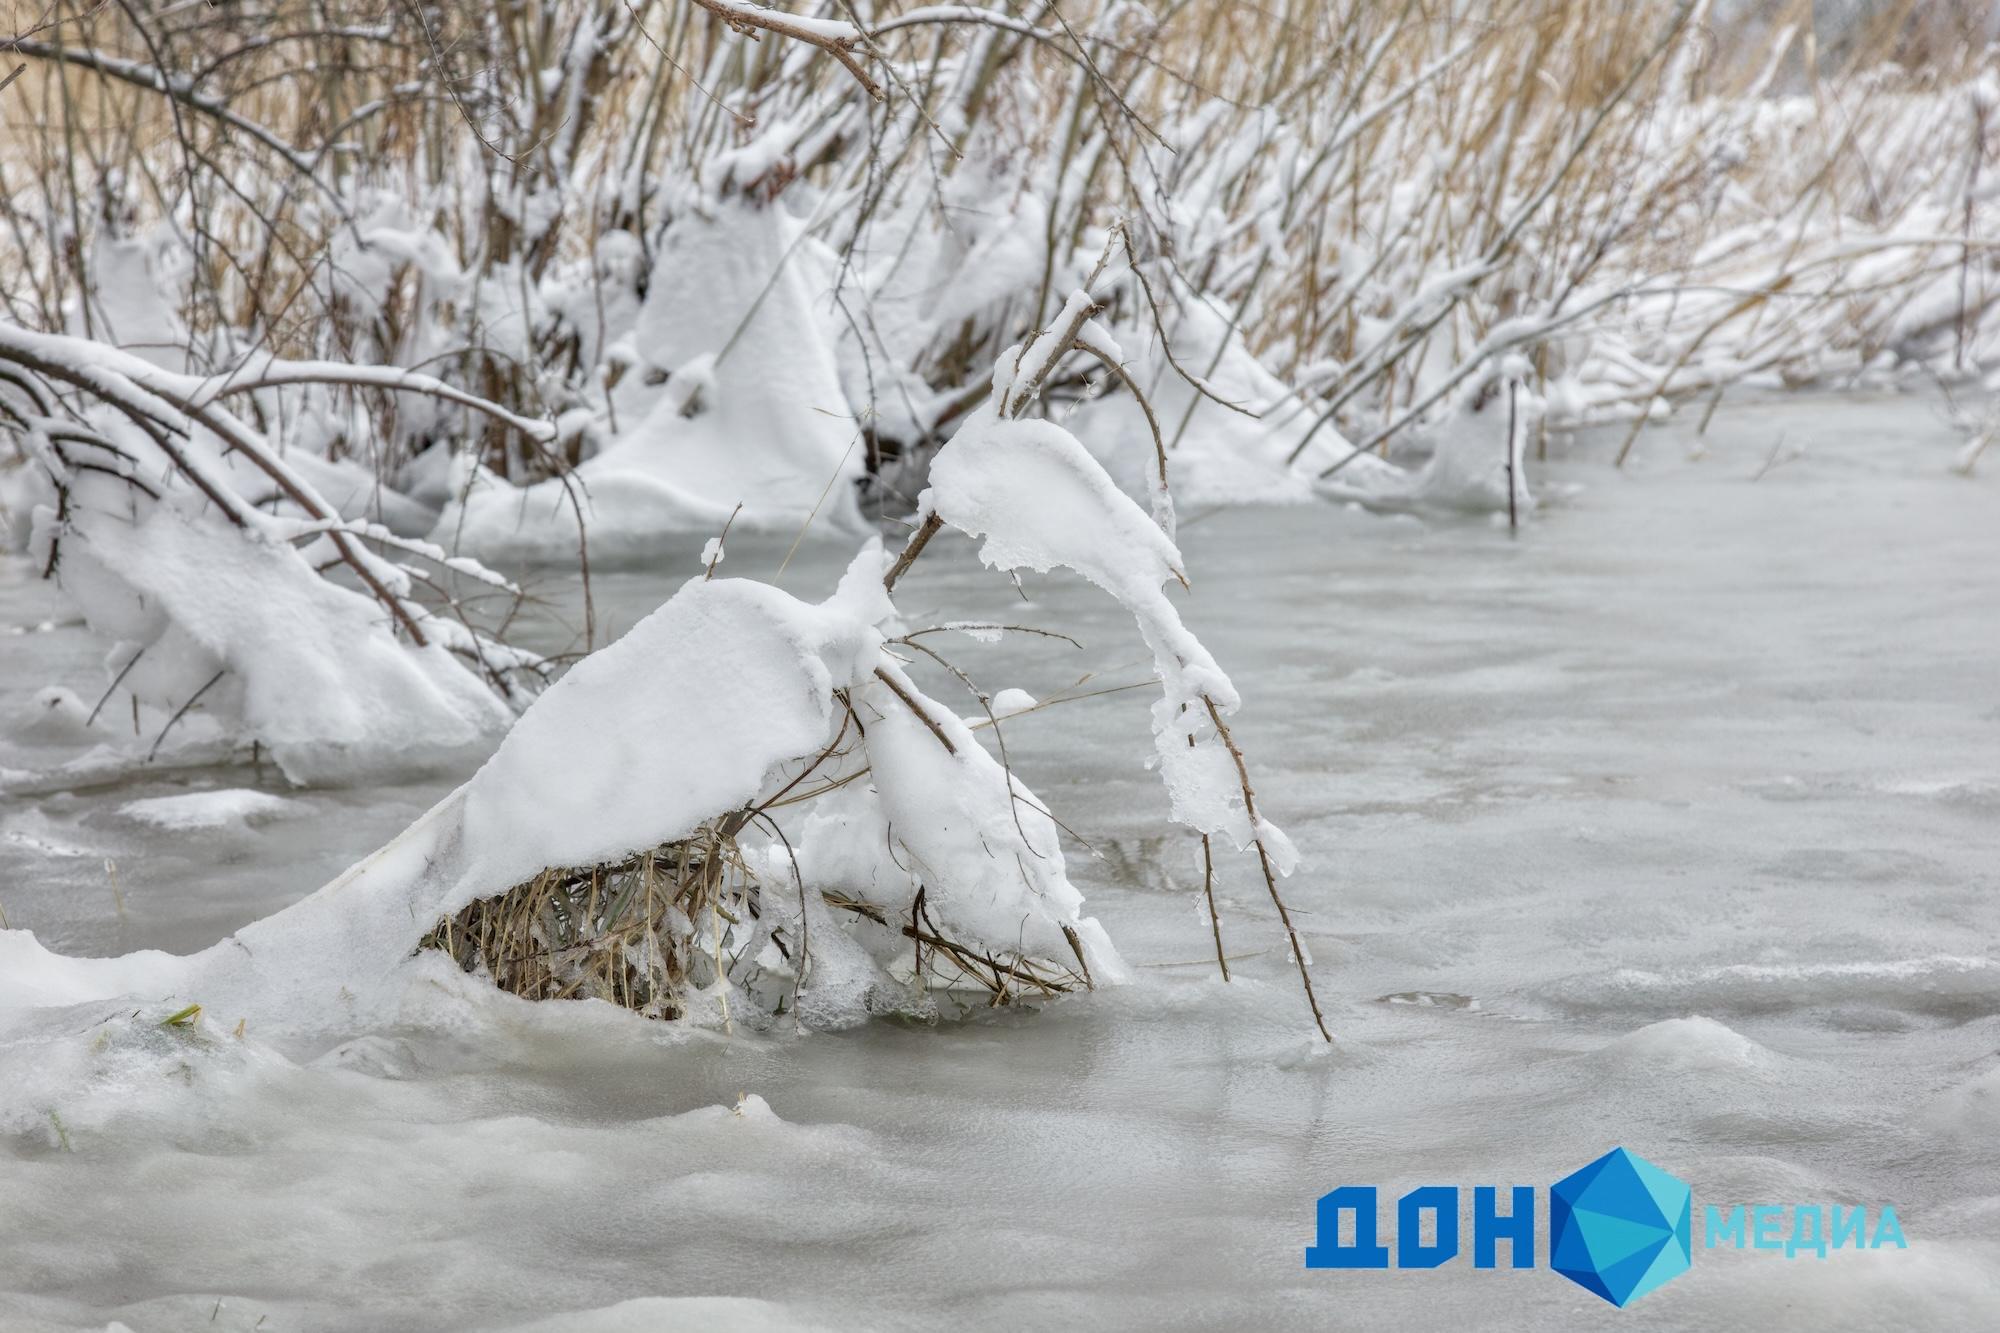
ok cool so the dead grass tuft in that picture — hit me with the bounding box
[419,815,766,1020]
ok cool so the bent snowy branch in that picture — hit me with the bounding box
[904,304,1332,1040]
[0,322,545,777]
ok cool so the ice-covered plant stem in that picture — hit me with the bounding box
[887,284,1332,1041]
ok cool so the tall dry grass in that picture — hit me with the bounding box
[1,0,1993,490]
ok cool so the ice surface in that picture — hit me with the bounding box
[1,390,1997,1329]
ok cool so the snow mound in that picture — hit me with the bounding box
[8,686,93,745]
[1926,1064,2000,1139]
[0,548,894,1036]
[439,201,864,562]
[991,687,1037,716]
[1315,377,1536,514]
[0,538,1127,1040]
[117,789,305,831]
[1068,292,1351,506]
[458,544,891,890]
[856,666,1126,983]
[1590,1015,1774,1074]
[45,491,514,785]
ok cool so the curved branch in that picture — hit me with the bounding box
[686,0,885,101]
[9,38,353,217]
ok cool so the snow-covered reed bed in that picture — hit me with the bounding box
[0,1,1993,1037]
[1,3,1989,683]
[4,2,1993,522]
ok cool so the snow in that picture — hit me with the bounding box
[117,789,304,831]
[926,412,1225,703]
[2,9,1996,1320]
[1067,288,1356,507]
[438,201,867,563]
[69,234,187,371]
[0,390,1996,1328]
[1589,1015,1774,1075]
[47,492,516,785]
[851,664,1126,982]
[0,548,898,1037]
[1315,373,1540,513]
[459,544,891,890]
[0,320,541,787]
[991,686,1037,715]
[8,686,92,746]
[0,531,1126,1041]
[923,391,1295,878]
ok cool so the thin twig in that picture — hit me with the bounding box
[147,669,225,762]
[1202,695,1330,1042]
[873,666,956,754]
[1200,832,1229,982]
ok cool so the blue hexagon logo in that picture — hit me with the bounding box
[1549,1147,1692,1307]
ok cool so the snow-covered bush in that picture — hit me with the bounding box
[411,299,1326,1034]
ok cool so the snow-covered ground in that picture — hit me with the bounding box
[1,390,1996,1330]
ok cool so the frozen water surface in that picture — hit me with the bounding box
[1,391,1997,1330]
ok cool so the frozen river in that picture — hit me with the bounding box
[2,391,1996,1330]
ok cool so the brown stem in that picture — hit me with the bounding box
[872,666,955,754]
[1505,378,1518,532]
[1200,832,1230,982]
[882,511,942,592]
[147,669,226,761]
[1202,694,1330,1042]
[883,292,1106,594]
[1074,333,1170,503]
[686,0,884,101]
[1004,297,1102,416]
